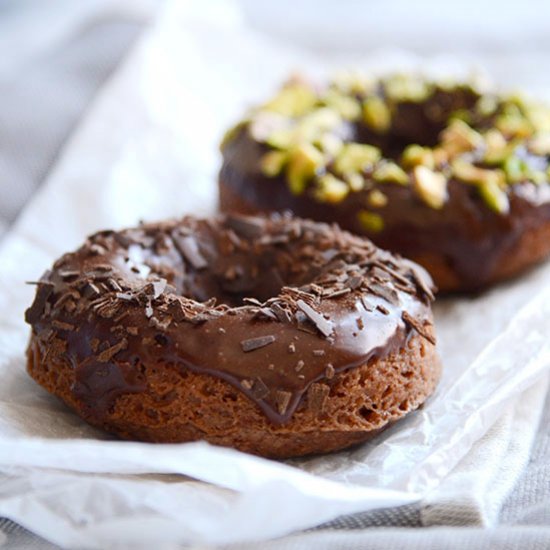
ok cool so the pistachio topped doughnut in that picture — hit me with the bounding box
[219,73,550,291]
[25,213,439,458]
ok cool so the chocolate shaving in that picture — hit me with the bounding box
[346,276,363,290]
[325,287,351,299]
[225,215,265,239]
[296,299,334,338]
[152,279,167,299]
[361,297,375,312]
[307,383,330,414]
[274,390,292,415]
[325,364,335,379]
[241,334,276,352]
[240,379,253,390]
[369,283,399,305]
[174,234,208,269]
[270,302,292,323]
[402,311,436,345]
[51,320,74,331]
[312,349,325,357]
[251,377,270,400]
[24,284,53,324]
[295,360,305,372]
[97,338,128,363]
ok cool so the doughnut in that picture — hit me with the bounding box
[219,73,550,292]
[25,213,440,458]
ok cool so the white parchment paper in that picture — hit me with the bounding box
[0,1,550,547]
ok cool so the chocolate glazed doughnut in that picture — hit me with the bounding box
[219,74,550,292]
[25,213,440,458]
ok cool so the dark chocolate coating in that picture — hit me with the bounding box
[25,213,435,425]
[219,87,550,290]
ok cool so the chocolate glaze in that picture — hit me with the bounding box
[219,87,550,290]
[25,213,435,425]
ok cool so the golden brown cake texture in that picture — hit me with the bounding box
[25,213,440,458]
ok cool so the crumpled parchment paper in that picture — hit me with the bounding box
[0,1,549,547]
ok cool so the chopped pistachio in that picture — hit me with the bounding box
[503,156,526,183]
[528,133,550,156]
[402,144,435,170]
[286,144,324,195]
[530,170,547,185]
[483,129,508,164]
[260,150,288,177]
[263,83,317,117]
[441,119,484,155]
[449,109,473,124]
[384,74,432,102]
[345,172,365,192]
[315,174,349,203]
[432,147,450,166]
[332,71,376,95]
[363,97,391,133]
[478,178,510,214]
[357,210,384,233]
[315,133,343,156]
[323,91,361,120]
[334,143,381,174]
[413,166,448,209]
[452,159,506,188]
[495,112,533,139]
[367,189,388,208]
[476,95,499,117]
[372,162,409,185]
[251,111,292,144]
[524,103,550,133]
[265,128,296,150]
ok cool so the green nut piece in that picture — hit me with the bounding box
[530,171,547,185]
[372,161,409,185]
[260,150,288,177]
[367,189,388,208]
[502,156,526,183]
[452,159,506,187]
[323,90,362,120]
[315,133,344,156]
[357,210,384,233]
[334,143,381,175]
[402,144,435,170]
[413,166,448,209]
[264,82,317,117]
[363,97,391,133]
[483,129,509,164]
[476,95,499,117]
[441,119,484,155]
[345,172,365,192]
[528,133,550,156]
[286,144,325,195]
[315,174,349,203]
[384,75,432,102]
[478,178,510,214]
[332,71,376,95]
[495,110,533,139]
